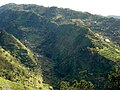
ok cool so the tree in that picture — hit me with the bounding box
[78,80,94,90]
[60,81,69,90]
[105,61,120,90]
[59,80,94,90]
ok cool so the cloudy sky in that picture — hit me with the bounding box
[0,0,120,16]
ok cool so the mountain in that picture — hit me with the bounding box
[0,31,51,90]
[108,15,120,19]
[0,3,120,46]
[0,3,120,90]
[38,23,120,89]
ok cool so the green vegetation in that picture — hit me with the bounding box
[104,63,120,90]
[0,31,51,90]
[60,80,94,90]
[0,3,120,90]
[0,77,34,90]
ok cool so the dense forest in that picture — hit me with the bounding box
[0,3,120,90]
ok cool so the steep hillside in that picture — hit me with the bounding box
[0,31,51,90]
[0,3,120,90]
[0,3,120,46]
[0,31,37,67]
[0,9,56,46]
[38,23,120,89]
[0,77,35,90]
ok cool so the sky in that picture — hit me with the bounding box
[0,0,120,16]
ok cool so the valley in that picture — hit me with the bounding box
[0,3,120,90]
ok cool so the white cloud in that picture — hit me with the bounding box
[0,0,120,16]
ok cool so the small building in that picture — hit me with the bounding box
[105,39,110,43]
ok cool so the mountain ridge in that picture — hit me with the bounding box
[0,3,120,90]
[0,31,52,90]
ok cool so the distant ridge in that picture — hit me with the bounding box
[108,15,120,19]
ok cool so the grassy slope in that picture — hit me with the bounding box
[0,30,37,67]
[87,28,120,61]
[0,31,51,90]
[0,77,34,90]
[0,76,51,90]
